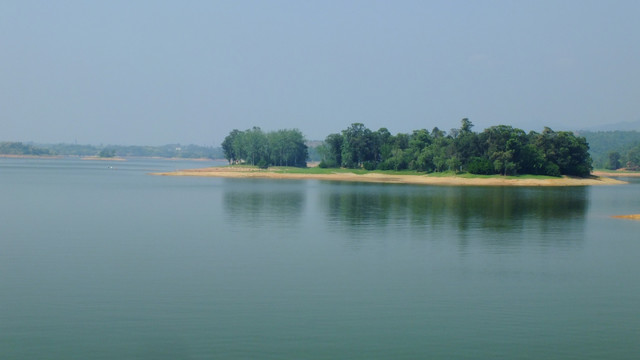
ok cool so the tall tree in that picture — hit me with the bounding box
[341,123,376,168]
[222,129,242,164]
[321,133,344,167]
[452,118,480,170]
[607,151,621,170]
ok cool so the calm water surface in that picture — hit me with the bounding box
[1,158,639,359]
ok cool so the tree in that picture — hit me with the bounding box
[278,129,308,167]
[321,133,344,168]
[460,118,474,133]
[221,122,595,177]
[431,127,445,138]
[626,145,640,170]
[452,118,480,170]
[467,157,493,175]
[480,125,524,175]
[607,151,621,170]
[430,135,452,172]
[529,128,592,177]
[98,148,116,158]
[243,127,268,166]
[340,123,377,168]
[222,129,242,164]
[447,156,462,173]
[518,141,546,175]
[221,128,308,168]
[407,129,433,171]
[552,131,592,177]
[375,128,393,163]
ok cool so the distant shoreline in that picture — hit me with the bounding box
[80,156,127,161]
[0,154,220,162]
[151,166,627,187]
[0,154,63,159]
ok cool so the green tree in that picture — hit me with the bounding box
[552,131,592,177]
[244,127,268,166]
[98,148,116,158]
[452,118,480,170]
[340,123,376,168]
[467,156,493,175]
[447,156,462,173]
[277,129,308,167]
[222,129,242,164]
[607,151,621,170]
[222,128,307,167]
[375,128,393,164]
[430,135,453,172]
[626,145,640,170]
[479,125,524,175]
[320,133,344,168]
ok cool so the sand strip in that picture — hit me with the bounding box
[612,214,640,221]
[593,171,640,178]
[151,167,627,187]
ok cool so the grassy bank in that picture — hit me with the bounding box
[267,166,562,180]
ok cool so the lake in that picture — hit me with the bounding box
[1,158,639,359]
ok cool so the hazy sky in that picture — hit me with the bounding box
[1,0,638,146]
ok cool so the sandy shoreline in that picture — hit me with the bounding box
[612,214,640,221]
[592,171,640,178]
[151,166,627,187]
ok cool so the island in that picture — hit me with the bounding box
[152,120,629,186]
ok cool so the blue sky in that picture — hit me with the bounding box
[1,0,638,145]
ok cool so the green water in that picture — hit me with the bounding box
[1,158,639,359]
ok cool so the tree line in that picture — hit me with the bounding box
[220,120,593,177]
[316,119,592,177]
[222,127,308,168]
[0,141,223,159]
[0,142,52,156]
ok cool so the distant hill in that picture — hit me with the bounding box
[576,130,640,169]
[579,119,640,132]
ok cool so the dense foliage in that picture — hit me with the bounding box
[222,127,308,167]
[0,142,52,156]
[98,148,117,158]
[579,130,640,170]
[317,120,593,177]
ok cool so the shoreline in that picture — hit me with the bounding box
[0,154,220,162]
[612,214,640,220]
[80,156,127,161]
[151,166,627,187]
[0,154,64,159]
[592,170,640,178]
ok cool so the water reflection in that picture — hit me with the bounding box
[221,179,590,249]
[320,182,589,248]
[223,179,306,227]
